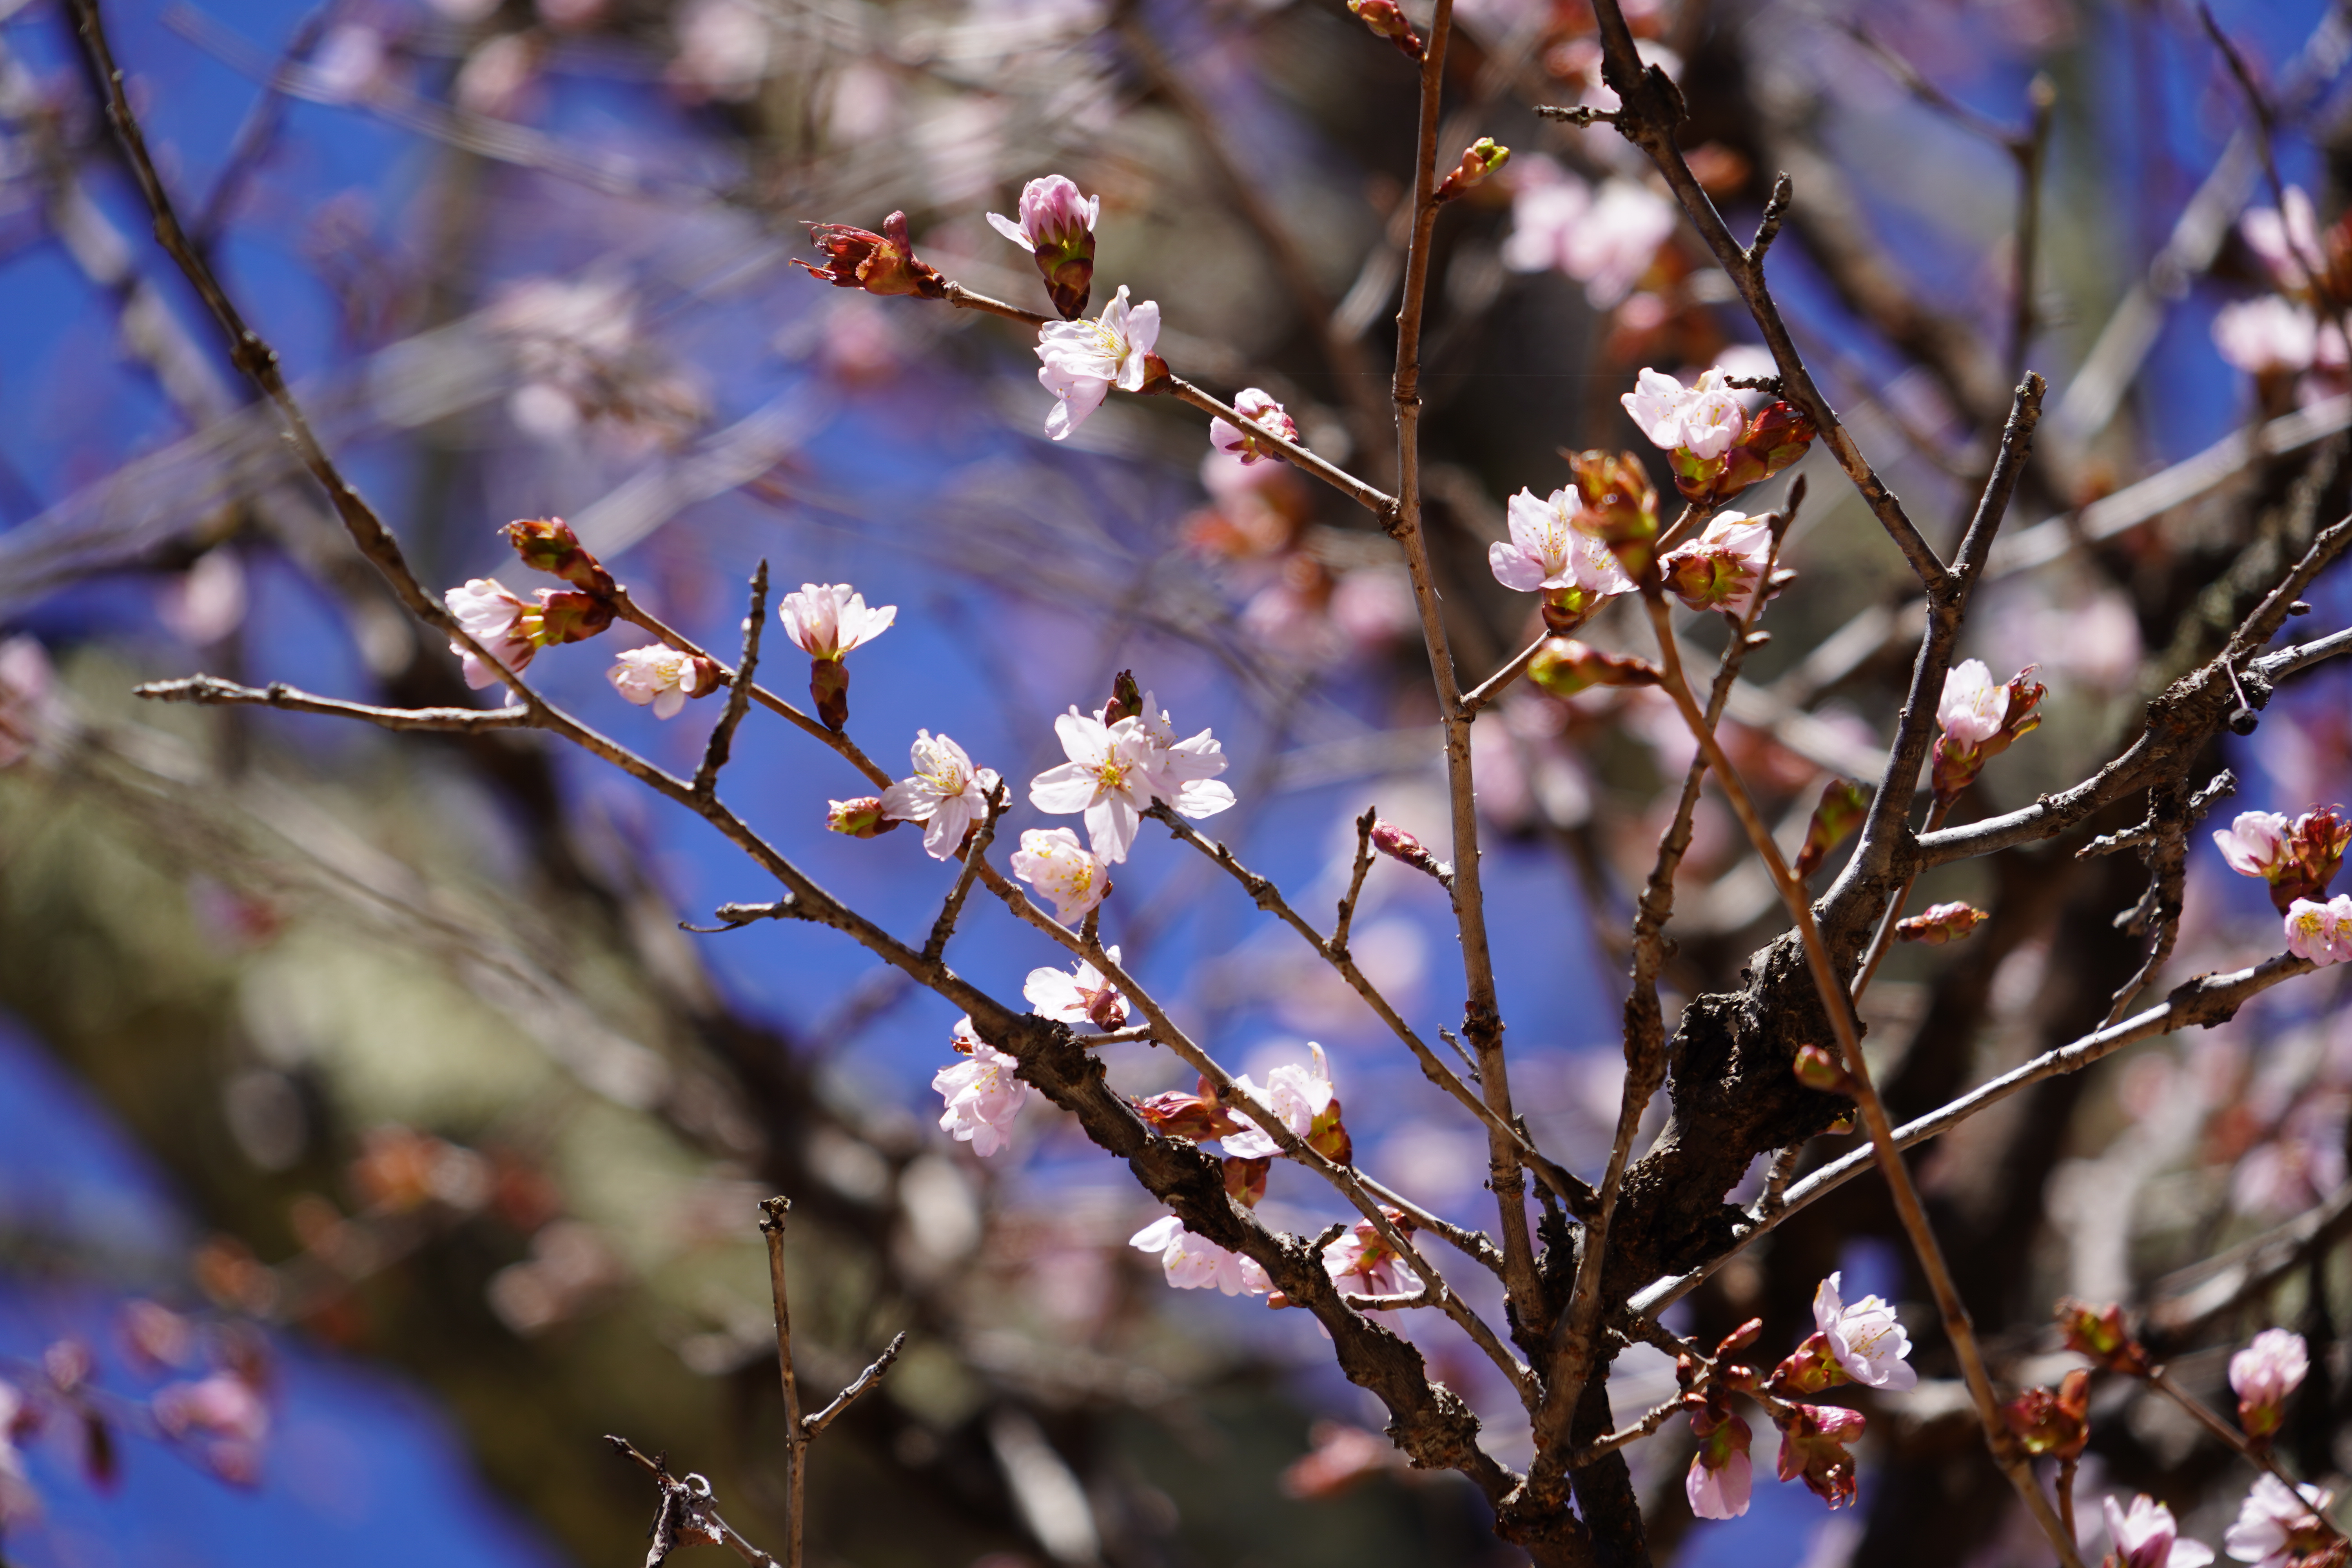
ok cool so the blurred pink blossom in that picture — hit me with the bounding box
[1501,158,1677,307]
[2104,1494,2213,1568]
[2230,1328,2309,1441]
[2223,1474,2334,1567]
[2284,896,2352,965]
[2242,189,2323,293]
[1128,1214,1270,1296]
[0,636,53,768]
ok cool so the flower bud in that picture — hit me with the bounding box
[1526,637,1660,698]
[533,588,615,645]
[1794,778,1869,879]
[986,175,1099,320]
[1895,900,1987,945]
[2003,1368,2091,1459]
[826,797,898,838]
[1346,0,1425,59]
[2056,1297,2151,1377]
[1223,1154,1271,1209]
[2278,806,2352,909]
[1565,448,1660,575]
[1774,1403,1866,1509]
[1434,138,1511,203]
[1103,668,1144,726]
[1371,819,1450,882]
[1132,1084,1245,1142]
[792,211,947,299]
[1713,401,1817,495]
[1715,1318,1764,1357]
[1793,1044,1848,1094]
[501,516,615,596]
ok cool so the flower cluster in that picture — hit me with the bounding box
[1621,366,1815,505]
[932,1017,1029,1157]
[1028,690,1232,864]
[2212,186,2352,395]
[2215,807,2350,913]
[2226,1474,2336,1568]
[1503,157,1677,308]
[1930,659,2045,805]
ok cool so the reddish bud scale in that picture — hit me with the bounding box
[1526,638,1660,699]
[1794,778,1869,879]
[2002,1368,2091,1459]
[1566,448,1660,577]
[1131,1086,1245,1143]
[502,516,615,597]
[2276,806,2352,910]
[1103,668,1144,727]
[533,590,615,646]
[1223,1155,1271,1209]
[1766,1330,1847,1396]
[1775,1403,1866,1508]
[1370,819,1448,882]
[1714,402,1817,496]
[2056,1298,2152,1376]
[792,211,947,299]
[810,657,851,730]
[1345,0,1425,58]
[1895,900,1988,946]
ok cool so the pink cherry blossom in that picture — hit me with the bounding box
[1936,658,2009,747]
[2213,298,2327,377]
[1619,367,1747,461]
[777,582,896,659]
[880,730,1002,860]
[1035,284,1160,441]
[153,1372,269,1443]
[1025,947,1129,1028]
[987,174,1098,252]
[1009,826,1111,925]
[933,1017,1028,1156]
[1116,691,1237,822]
[2284,897,2352,965]
[447,577,540,690]
[1685,1446,1751,1520]
[2105,1493,2216,1568]
[2224,1474,2334,1567]
[2230,1328,2310,1440]
[1659,509,1774,617]
[1129,1214,1272,1296]
[1223,1044,1338,1159]
[1210,388,1299,465]
[607,646,717,719]
[1489,486,1639,598]
[1501,159,1676,307]
[1812,1270,1918,1391]
[1029,710,1158,862]
[1322,1214,1422,1299]
[2217,811,2293,878]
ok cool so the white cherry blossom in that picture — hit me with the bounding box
[1489,486,1639,597]
[1812,1270,1917,1391]
[1619,366,1746,460]
[987,174,1098,252]
[1129,1214,1271,1296]
[778,582,895,659]
[1323,1216,1421,1299]
[1936,659,2010,747]
[2224,1474,2334,1567]
[1009,827,1111,926]
[1025,947,1129,1028]
[1034,284,1159,441]
[2105,1494,2216,1568]
[933,1017,1027,1157]
[1029,709,1160,863]
[2214,811,2292,878]
[448,577,539,690]
[1221,1044,1337,1160]
[880,730,1001,860]
[607,646,715,719]
[1113,692,1237,822]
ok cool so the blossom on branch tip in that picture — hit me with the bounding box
[1031,697,1232,863]
[1222,1043,1351,1163]
[1931,661,2044,804]
[1488,486,1636,624]
[778,582,896,660]
[2218,811,2293,880]
[791,210,945,299]
[1035,284,1162,441]
[1025,947,1129,1029]
[1370,819,1451,880]
[2230,1328,2310,1442]
[1771,1270,1916,1393]
[2284,898,2352,965]
[1623,367,1746,462]
[880,730,1001,861]
[1937,658,2010,746]
[0,637,53,768]
[933,1018,1027,1157]
[606,645,720,719]
[1659,510,1775,619]
[2105,1494,2216,1568]
[1685,1405,1753,1520]
[1129,1214,1271,1296]
[2225,1474,2335,1567]
[1010,827,1110,926]
[446,577,609,690]
[987,174,1099,320]
[1210,389,1299,465]
[1895,901,1987,946]
[1434,138,1510,203]
[1322,1209,1420,1301]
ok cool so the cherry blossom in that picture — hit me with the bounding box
[1009,826,1111,925]
[1812,1270,1918,1390]
[1210,388,1299,465]
[1937,658,2009,746]
[447,578,542,690]
[2230,1328,2310,1440]
[987,174,1098,319]
[1025,948,1129,1029]
[826,796,895,838]
[1117,692,1237,822]
[1774,1403,1866,1509]
[1685,1408,1753,1520]
[1659,509,1774,617]
[2218,811,2294,879]
[2224,1474,2335,1567]
[1222,1043,1347,1161]
[2213,298,2335,377]
[1501,159,1676,307]
[2105,1494,2216,1568]
[1488,486,1639,603]
[1029,710,1158,862]
[1322,1211,1421,1299]
[1129,1214,1271,1296]
[153,1372,269,1444]
[879,730,1002,860]
[778,582,896,659]
[607,646,719,719]
[1621,367,1747,462]
[2285,897,2352,966]
[1035,284,1160,441]
[932,1017,1027,1157]
[2243,188,2325,293]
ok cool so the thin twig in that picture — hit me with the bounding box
[923,782,1005,964]
[1461,634,1547,719]
[135,674,531,731]
[607,1436,780,1568]
[801,1331,908,1439]
[1332,807,1377,956]
[758,1197,808,1568]
[694,562,769,798]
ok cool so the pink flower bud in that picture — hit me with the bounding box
[501,515,615,595]
[1525,637,1660,698]
[1210,388,1300,465]
[2230,1328,2309,1442]
[1434,137,1511,203]
[1345,0,1424,58]
[825,797,897,838]
[1895,900,1988,946]
[608,646,720,719]
[987,174,1099,319]
[1370,819,1449,882]
[1684,1409,1752,1519]
[1659,511,1775,618]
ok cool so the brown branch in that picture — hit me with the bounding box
[922,782,1005,965]
[1461,634,1547,719]
[1165,375,1397,517]
[693,561,768,798]
[802,1330,907,1439]
[1331,807,1377,957]
[606,1437,780,1568]
[135,674,531,731]
[758,1197,809,1568]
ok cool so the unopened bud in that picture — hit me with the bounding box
[1104,668,1143,727]
[2003,1368,2092,1460]
[1895,900,1987,946]
[792,210,947,299]
[826,797,897,838]
[1715,1318,1764,1357]
[811,657,851,730]
[1713,401,1817,495]
[533,588,615,645]
[1526,638,1660,699]
[2057,1298,2152,1377]
[1434,137,1510,203]
[1792,1044,1848,1094]
[1795,779,1869,880]
[1223,1154,1271,1209]
[1566,448,1660,574]
[503,516,615,596]
[1346,0,1425,59]
[1371,819,1450,883]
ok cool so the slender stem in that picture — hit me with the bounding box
[693,561,769,798]
[136,675,530,731]
[758,1198,806,1568]
[801,1332,907,1439]
[1461,635,1547,719]
[1166,375,1397,517]
[1848,797,1955,1002]
[2147,1367,2348,1542]
[1331,808,1377,955]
